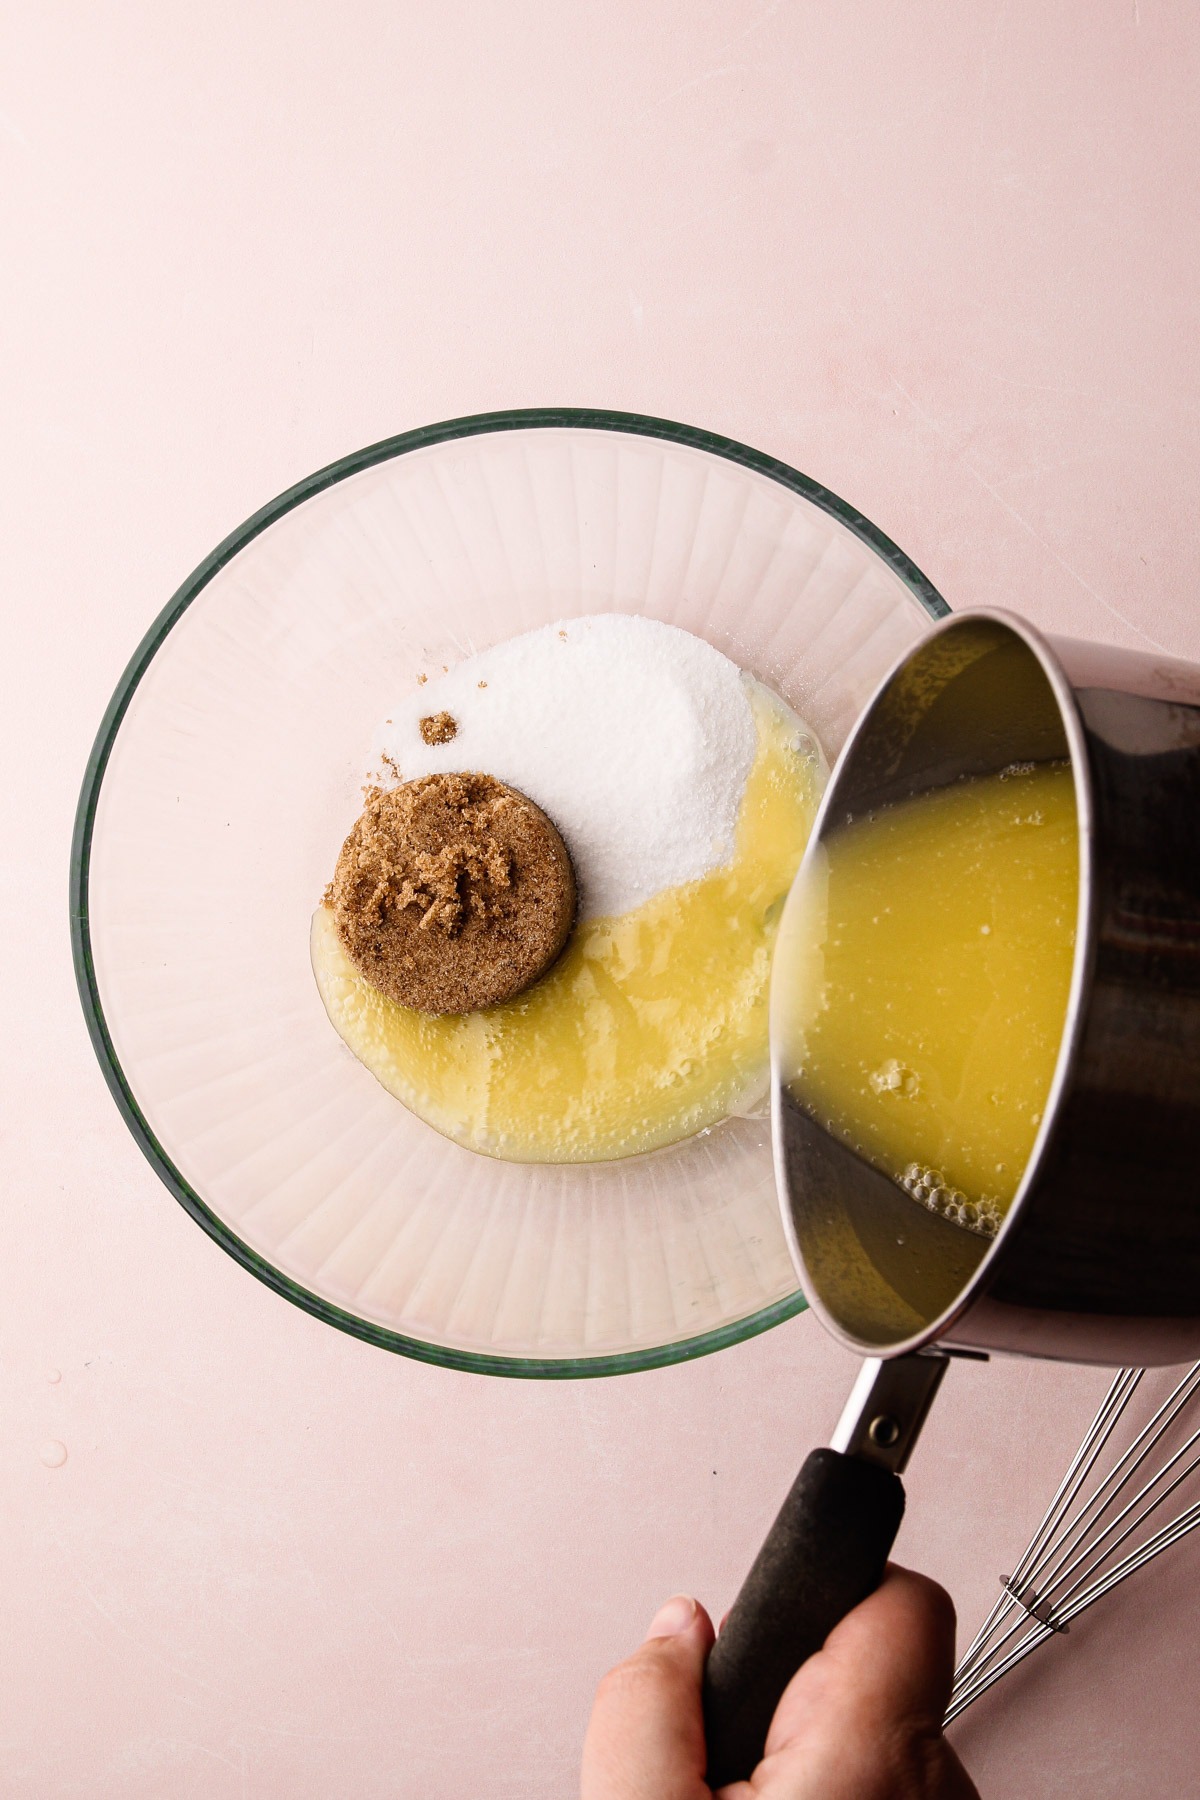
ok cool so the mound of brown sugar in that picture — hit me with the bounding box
[419,711,458,745]
[326,772,576,1014]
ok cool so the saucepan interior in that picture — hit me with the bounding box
[771,611,1095,1358]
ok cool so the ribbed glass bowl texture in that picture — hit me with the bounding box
[72,410,946,1376]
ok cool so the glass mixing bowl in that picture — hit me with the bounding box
[71,409,946,1376]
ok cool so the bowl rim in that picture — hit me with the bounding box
[69,405,949,1380]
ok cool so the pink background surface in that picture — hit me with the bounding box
[5,2,1200,1793]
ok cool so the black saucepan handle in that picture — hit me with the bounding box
[701,1447,906,1789]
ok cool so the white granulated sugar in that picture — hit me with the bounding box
[372,614,758,919]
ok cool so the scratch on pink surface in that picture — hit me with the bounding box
[962,462,1166,651]
[363,1597,405,1649]
[78,1580,366,1736]
[987,451,1109,487]
[156,1737,244,1773]
[80,1583,229,1700]
[973,365,1105,399]
[712,0,784,57]
[631,62,758,124]
[889,377,1166,651]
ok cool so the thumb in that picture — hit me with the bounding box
[581,1595,716,1800]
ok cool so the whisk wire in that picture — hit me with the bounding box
[1023,1363,1200,1601]
[950,1409,1200,1713]
[946,1495,1200,1722]
[947,1360,1200,1722]
[953,1368,1138,1685]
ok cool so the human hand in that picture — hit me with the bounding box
[581,1565,980,1800]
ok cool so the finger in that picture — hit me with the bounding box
[765,1565,956,1752]
[748,1566,979,1800]
[581,1595,716,1800]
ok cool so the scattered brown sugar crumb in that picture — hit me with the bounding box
[478,680,488,689]
[380,751,402,782]
[325,772,576,1014]
[419,711,458,746]
[416,673,428,685]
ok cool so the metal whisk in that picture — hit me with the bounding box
[947,1361,1200,1721]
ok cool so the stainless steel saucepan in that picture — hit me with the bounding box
[702,610,1200,1786]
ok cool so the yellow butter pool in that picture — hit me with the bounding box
[312,689,823,1162]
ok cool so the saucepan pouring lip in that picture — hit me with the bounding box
[771,606,1099,1360]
